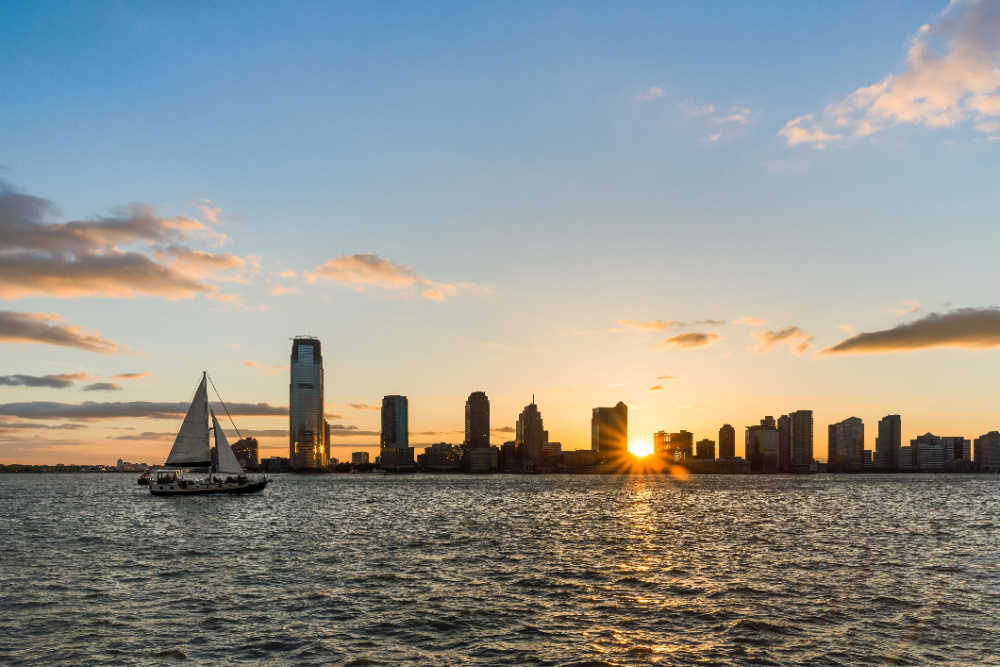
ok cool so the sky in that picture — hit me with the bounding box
[2,0,999,465]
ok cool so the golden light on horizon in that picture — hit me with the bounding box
[629,439,653,458]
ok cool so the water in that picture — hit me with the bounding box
[1,473,999,666]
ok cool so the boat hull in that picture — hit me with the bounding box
[149,479,268,496]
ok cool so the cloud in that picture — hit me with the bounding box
[348,402,381,411]
[326,424,380,437]
[782,0,1000,147]
[677,99,716,117]
[0,421,86,431]
[113,431,175,441]
[0,401,288,420]
[733,316,767,326]
[633,86,666,103]
[714,105,753,125]
[306,253,464,301]
[648,385,664,392]
[222,429,288,438]
[617,319,674,331]
[656,375,678,380]
[0,180,253,300]
[0,311,130,354]
[269,283,301,296]
[750,326,815,355]
[892,299,922,315]
[654,332,722,350]
[265,365,289,376]
[820,307,1000,355]
[0,373,90,389]
[243,360,259,368]
[81,382,122,392]
[492,426,515,433]
[112,372,150,380]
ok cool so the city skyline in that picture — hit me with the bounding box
[3,0,1000,465]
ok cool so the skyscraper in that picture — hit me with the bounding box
[875,414,901,469]
[789,409,813,472]
[381,395,409,448]
[516,400,547,463]
[718,424,736,459]
[289,337,325,469]
[828,416,864,471]
[465,391,490,448]
[592,402,628,459]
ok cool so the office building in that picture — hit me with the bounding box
[667,431,694,461]
[695,439,716,460]
[592,402,628,459]
[789,410,814,472]
[352,451,370,466]
[465,391,490,448]
[289,337,325,469]
[516,400,547,463]
[381,395,409,448]
[232,437,259,469]
[746,417,778,472]
[975,432,1000,471]
[777,415,791,471]
[828,417,864,471]
[875,414,901,469]
[718,424,736,459]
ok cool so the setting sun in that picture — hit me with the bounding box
[629,440,654,458]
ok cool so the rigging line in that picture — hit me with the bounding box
[207,373,243,441]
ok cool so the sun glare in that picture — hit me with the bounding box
[629,440,654,458]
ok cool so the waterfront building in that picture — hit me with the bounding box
[592,402,628,460]
[381,395,409,448]
[898,445,913,470]
[975,432,1000,471]
[467,446,499,473]
[380,446,415,471]
[695,439,716,460]
[667,431,694,461]
[777,415,791,471]
[718,424,736,459]
[352,451,370,465]
[875,414,901,469]
[424,443,462,471]
[910,433,947,471]
[465,392,490,448]
[828,417,864,471]
[516,400,547,463]
[542,441,562,459]
[289,337,326,469]
[232,437,259,469]
[746,417,778,472]
[654,430,669,457]
[789,410,814,472]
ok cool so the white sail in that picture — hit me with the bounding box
[165,374,211,467]
[212,409,245,475]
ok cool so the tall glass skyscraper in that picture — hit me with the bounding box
[465,391,490,448]
[381,395,409,448]
[592,402,627,458]
[289,337,325,469]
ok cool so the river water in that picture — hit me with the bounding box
[1,473,998,666]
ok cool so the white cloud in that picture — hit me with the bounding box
[633,86,666,103]
[783,0,1000,147]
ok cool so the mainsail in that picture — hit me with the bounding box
[211,409,245,475]
[165,373,211,467]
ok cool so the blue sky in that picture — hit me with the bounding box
[2,0,999,464]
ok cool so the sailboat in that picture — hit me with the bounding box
[149,373,268,496]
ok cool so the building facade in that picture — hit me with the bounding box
[592,402,628,459]
[465,391,490,448]
[875,414,901,469]
[289,337,325,469]
[718,424,736,459]
[788,410,814,472]
[828,416,864,471]
[516,400,547,463]
[381,395,409,448]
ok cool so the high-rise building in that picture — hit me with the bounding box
[592,402,628,459]
[875,414,901,469]
[975,431,1000,471]
[777,414,791,471]
[667,431,694,461]
[789,410,813,472]
[828,417,864,471]
[381,395,409,448]
[718,424,736,459]
[232,437,259,469]
[695,439,716,460]
[289,337,325,469]
[653,430,669,457]
[465,391,490,448]
[746,417,778,472]
[516,400,547,463]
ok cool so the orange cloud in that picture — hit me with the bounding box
[307,253,464,301]
[0,311,130,355]
[112,372,150,380]
[654,332,722,350]
[348,402,381,411]
[81,382,122,392]
[648,385,664,392]
[733,316,767,326]
[820,308,1000,355]
[0,373,90,389]
[750,326,814,355]
[617,319,674,331]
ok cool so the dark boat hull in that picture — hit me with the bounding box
[149,479,268,496]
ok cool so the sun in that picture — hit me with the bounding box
[629,439,654,458]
